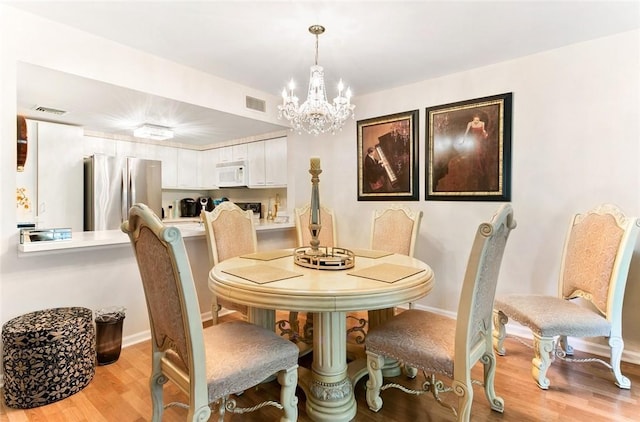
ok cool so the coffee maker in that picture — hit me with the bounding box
[180,198,198,217]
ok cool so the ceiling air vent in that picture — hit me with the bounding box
[32,105,68,116]
[245,96,266,112]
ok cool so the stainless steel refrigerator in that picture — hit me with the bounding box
[84,154,162,230]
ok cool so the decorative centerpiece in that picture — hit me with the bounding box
[294,157,354,270]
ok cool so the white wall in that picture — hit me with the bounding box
[1,5,639,364]
[288,30,640,358]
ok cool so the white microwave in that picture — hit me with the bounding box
[215,161,248,187]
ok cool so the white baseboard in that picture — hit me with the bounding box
[122,310,215,348]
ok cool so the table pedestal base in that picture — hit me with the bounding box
[302,311,357,422]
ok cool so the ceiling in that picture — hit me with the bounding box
[8,1,640,147]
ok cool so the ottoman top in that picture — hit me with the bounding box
[2,307,93,348]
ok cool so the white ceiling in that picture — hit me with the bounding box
[8,1,640,147]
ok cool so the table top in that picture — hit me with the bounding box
[209,249,434,312]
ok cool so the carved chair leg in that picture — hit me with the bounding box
[532,334,554,389]
[452,377,473,422]
[211,295,220,325]
[481,352,504,413]
[278,366,299,422]
[609,336,631,389]
[303,312,314,342]
[492,310,508,356]
[150,353,166,422]
[288,311,300,340]
[558,335,574,356]
[366,351,385,412]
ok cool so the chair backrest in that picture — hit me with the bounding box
[370,205,423,256]
[121,203,207,397]
[558,204,639,322]
[294,203,337,248]
[202,201,258,265]
[455,204,516,372]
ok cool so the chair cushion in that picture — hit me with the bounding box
[494,294,611,338]
[166,320,299,402]
[366,310,455,377]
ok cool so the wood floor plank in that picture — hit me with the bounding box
[1,311,639,421]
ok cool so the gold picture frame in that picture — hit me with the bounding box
[425,93,512,201]
[357,110,419,201]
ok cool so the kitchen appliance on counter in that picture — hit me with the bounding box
[84,154,162,231]
[198,197,214,213]
[180,198,199,217]
[235,202,262,219]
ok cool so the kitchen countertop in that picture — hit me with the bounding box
[17,219,294,254]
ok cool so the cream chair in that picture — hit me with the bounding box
[289,203,338,342]
[365,204,516,422]
[370,204,423,258]
[294,203,337,249]
[121,203,299,422]
[493,204,639,390]
[202,201,256,324]
[367,204,423,334]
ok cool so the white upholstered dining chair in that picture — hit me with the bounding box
[366,204,424,337]
[493,203,639,390]
[122,203,299,422]
[370,204,423,258]
[202,201,256,324]
[294,203,337,249]
[365,204,516,422]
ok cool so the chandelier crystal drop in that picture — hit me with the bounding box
[278,25,355,136]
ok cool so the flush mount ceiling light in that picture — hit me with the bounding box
[278,25,355,136]
[133,124,174,141]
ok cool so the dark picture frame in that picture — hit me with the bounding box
[425,93,512,201]
[357,110,419,201]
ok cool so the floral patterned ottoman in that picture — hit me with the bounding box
[2,307,96,409]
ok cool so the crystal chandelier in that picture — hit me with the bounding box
[278,25,355,136]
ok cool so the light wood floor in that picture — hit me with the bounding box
[2,311,639,421]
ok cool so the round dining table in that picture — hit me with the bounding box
[209,248,434,422]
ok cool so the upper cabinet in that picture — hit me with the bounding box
[247,137,287,188]
[198,148,218,189]
[218,144,247,163]
[176,149,198,188]
[154,145,178,188]
[80,136,285,190]
[36,121,84,231]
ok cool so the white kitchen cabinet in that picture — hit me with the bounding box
[218,144,248,163]
[247,141,267,187]
[154,145,178,188]
[36,121,84,231]
[198,148,218,188]
[247,137,287,188]
[265,137,287,186]
[177,149,199,188]
[116,140,154,159]
[83,136,117,156]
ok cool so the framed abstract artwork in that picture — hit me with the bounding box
[425,93,512,201]
[357,110,419,201]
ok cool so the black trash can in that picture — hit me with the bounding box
[94,307,125,365]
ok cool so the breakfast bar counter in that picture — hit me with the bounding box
[18,219,294,254]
